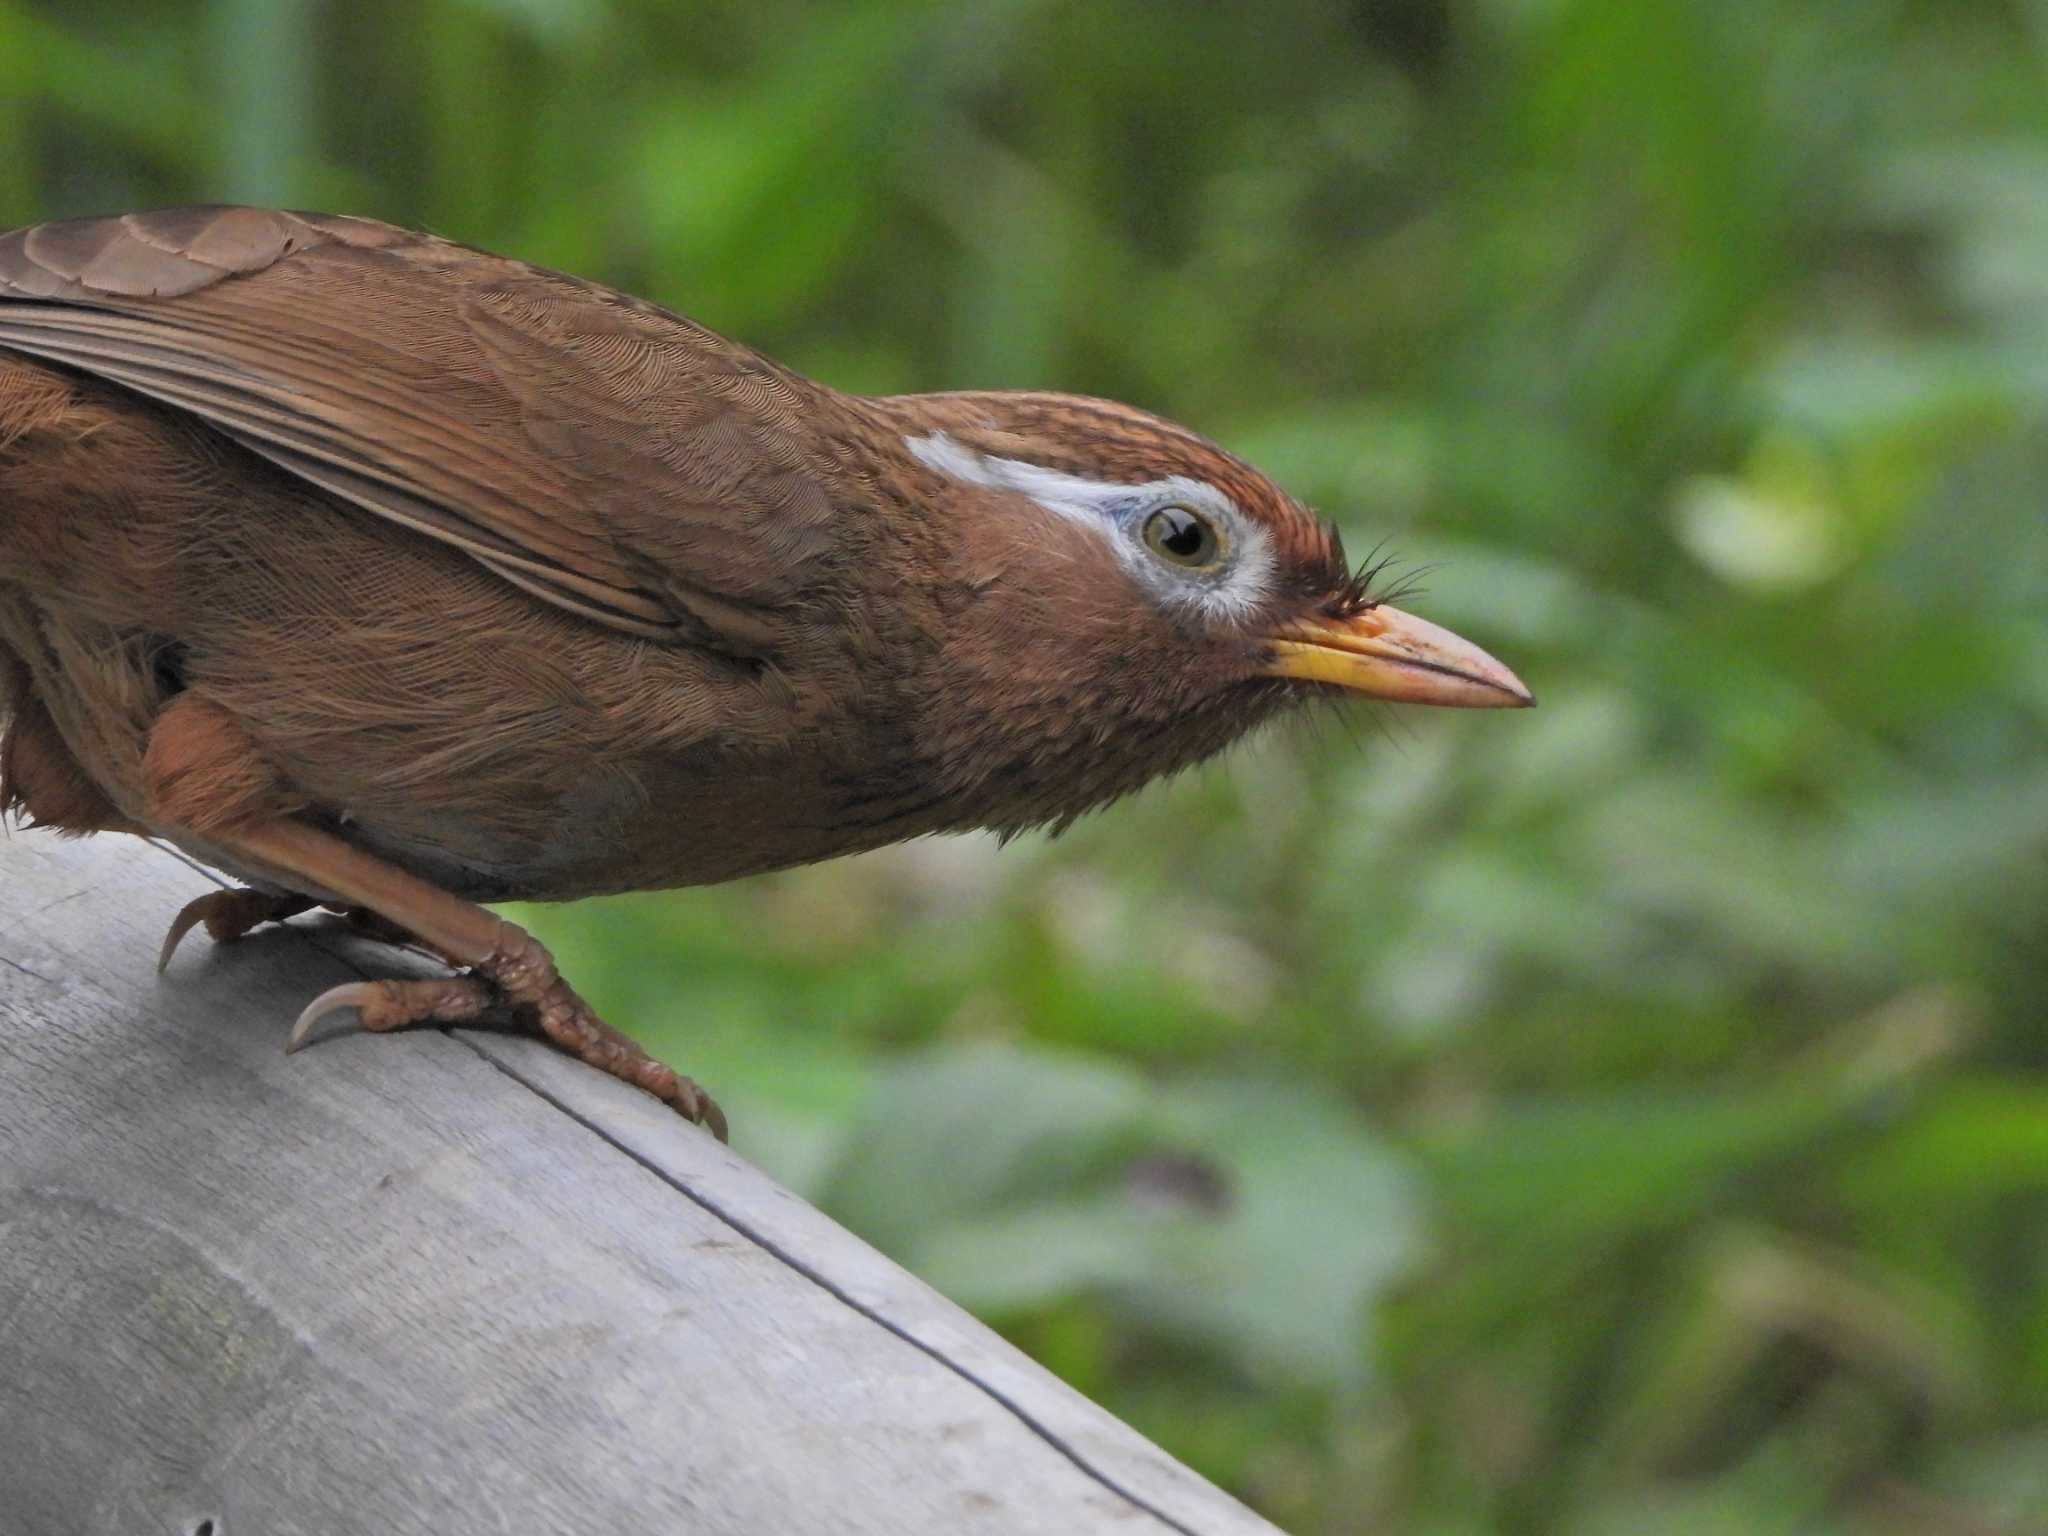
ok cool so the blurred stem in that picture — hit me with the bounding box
[210,0,317,203]
[425,1,514,239]
[0,25,32,221]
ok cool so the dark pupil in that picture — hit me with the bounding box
[1158,510,1204,557]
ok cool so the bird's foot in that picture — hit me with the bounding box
[159,888,424,973]
[158,888,317,972]
[288,975,499,1049]
[172,819,728,1140]
[288,921,728,1142]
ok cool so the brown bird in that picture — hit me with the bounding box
[0,206,1531,1139]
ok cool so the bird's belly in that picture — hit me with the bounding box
[329,752,913,904]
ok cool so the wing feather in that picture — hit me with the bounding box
[0,207,848,651]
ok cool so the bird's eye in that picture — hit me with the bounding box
[1141,505,1223,569]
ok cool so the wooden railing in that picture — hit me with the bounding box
[0,831,1280,1535]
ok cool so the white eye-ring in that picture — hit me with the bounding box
[904,431,1275,624]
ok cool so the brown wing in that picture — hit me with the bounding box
[0,206,845,651]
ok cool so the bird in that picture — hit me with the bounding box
[0,206,1531,1140]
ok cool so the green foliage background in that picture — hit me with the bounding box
[7,1,2047,1529]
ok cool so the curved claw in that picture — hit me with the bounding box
[695,1094,731,1145]
[158,889,315,973]
[287,982,375,1054]
[157,898,212,974]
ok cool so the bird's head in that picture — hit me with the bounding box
[860,389,1533,836]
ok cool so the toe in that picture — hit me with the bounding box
[285,977,496,1053]
[158,889,312,972]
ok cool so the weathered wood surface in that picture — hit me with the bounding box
[0,831,1283,1536]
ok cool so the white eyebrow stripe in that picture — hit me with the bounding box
[903,429,996,486]
[905,430,1142,526]
[904,430,1277,625]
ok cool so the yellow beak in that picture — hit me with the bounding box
[1261,604,1534,708]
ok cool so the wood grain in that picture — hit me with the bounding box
[0,830,1283,1536]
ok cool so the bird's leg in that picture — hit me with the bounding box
[197,818,728,1140]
